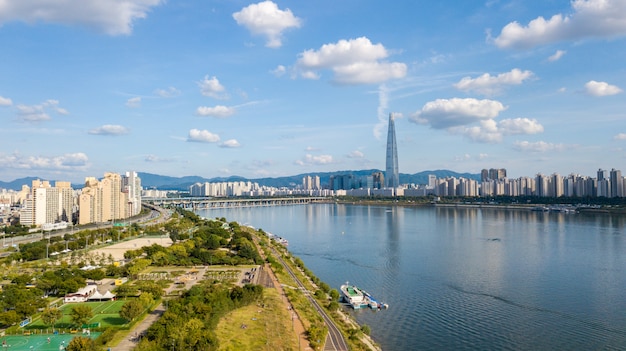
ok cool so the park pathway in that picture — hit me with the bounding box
[110,266,208,351]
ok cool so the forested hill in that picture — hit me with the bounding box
[0,170,480,191]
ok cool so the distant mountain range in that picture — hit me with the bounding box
[0,170,480,191]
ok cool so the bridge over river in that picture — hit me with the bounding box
[145,196,328,210]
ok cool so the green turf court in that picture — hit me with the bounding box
[27,300,127,330]
[1,332,99,351]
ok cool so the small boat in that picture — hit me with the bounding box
[340,282,388,309]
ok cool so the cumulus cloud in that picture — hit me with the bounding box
[154,87,181,98]
[0,152,89,170]
[492,0,626,49]
[347,150,364,158]
[451,118,544,143]
[220,139,241,148]
[187,129,220,143]
[295,37,407,85]
[548,49,567,62]
[198,75,228,99]
[454,68,534,96]
[233,1,301,48]
[0,96,12,106]
[88,124,129,136]
[196,105,236,118]
[0,0,163,36]
[126,97,141,108]
[513,141,567,152]
[295,154,333,166]
[584,80,623,96]
[614,133,626,140]
[410,98,507,129]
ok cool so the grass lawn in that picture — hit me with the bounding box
[215,288,299,351]
[27,300,127,330]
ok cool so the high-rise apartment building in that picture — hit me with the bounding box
[302,175,321,190]
[385,113,399,188]
[19,180,74,226]
[78,172,129,225]
[123,171,142,216]
[610,168,623,198]
[481,168,507,181]
[372,172,385,189]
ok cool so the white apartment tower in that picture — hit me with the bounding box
[19,180,74,226]
[123,171,142,216]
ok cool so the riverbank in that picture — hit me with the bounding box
[249,227,381,351]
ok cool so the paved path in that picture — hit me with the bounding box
[110,266,208,351]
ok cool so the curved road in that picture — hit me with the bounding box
[271,247,349,351]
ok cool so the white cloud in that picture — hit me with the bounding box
[271,65,287,77]
[43,100,68,115]
[513,141,567,152]
[498,118,545,135]
[451,118,544,143]
[220,139,241,148]
[187,129,220,143]
[548,49,566,62]
[0,0,163,36]
[126,97,141,108]
[614,133,626,140]
[88,124,129,136]
[493,0,626,49]
[304,146,319,151]
[295,154,333,166]
[0,152,88,170]
[347,150,364,158]
[196,105,236,118]
[410,98,507,129]
[584,80,623,96]
[154,87,181,98]
[16,104,50,122]
[0,96,12,106]
[198,75,228,99]
[454,68,534,96]
[15,100,68,122]
[295,37,407,85]
[232,1,301,48]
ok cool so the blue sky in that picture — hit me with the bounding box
[1,0,625,183]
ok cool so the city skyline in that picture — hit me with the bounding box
[1,1,625,183]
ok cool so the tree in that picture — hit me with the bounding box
[0,310,20,328]
[41,307,62,331]
[120,300,144,322]
[70,305,93,327]
[65,336,97,351]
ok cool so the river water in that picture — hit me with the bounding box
[196,204,626,351]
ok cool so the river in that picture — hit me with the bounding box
[196,204,626,351]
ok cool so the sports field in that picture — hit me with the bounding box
[27,300,127,330]
[1,332,99,351]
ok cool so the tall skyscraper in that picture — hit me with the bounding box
[385,113,399,188]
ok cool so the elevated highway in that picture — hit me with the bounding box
[145,196,328,210]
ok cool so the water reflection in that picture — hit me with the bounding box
[198,204,626,351]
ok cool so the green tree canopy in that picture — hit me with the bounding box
[120,300,144,322]
[65,336,97,351]
[70,305,93,327]
[41,307,62,331]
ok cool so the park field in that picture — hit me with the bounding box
[26,300,127,330]
[215,288,300,351]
